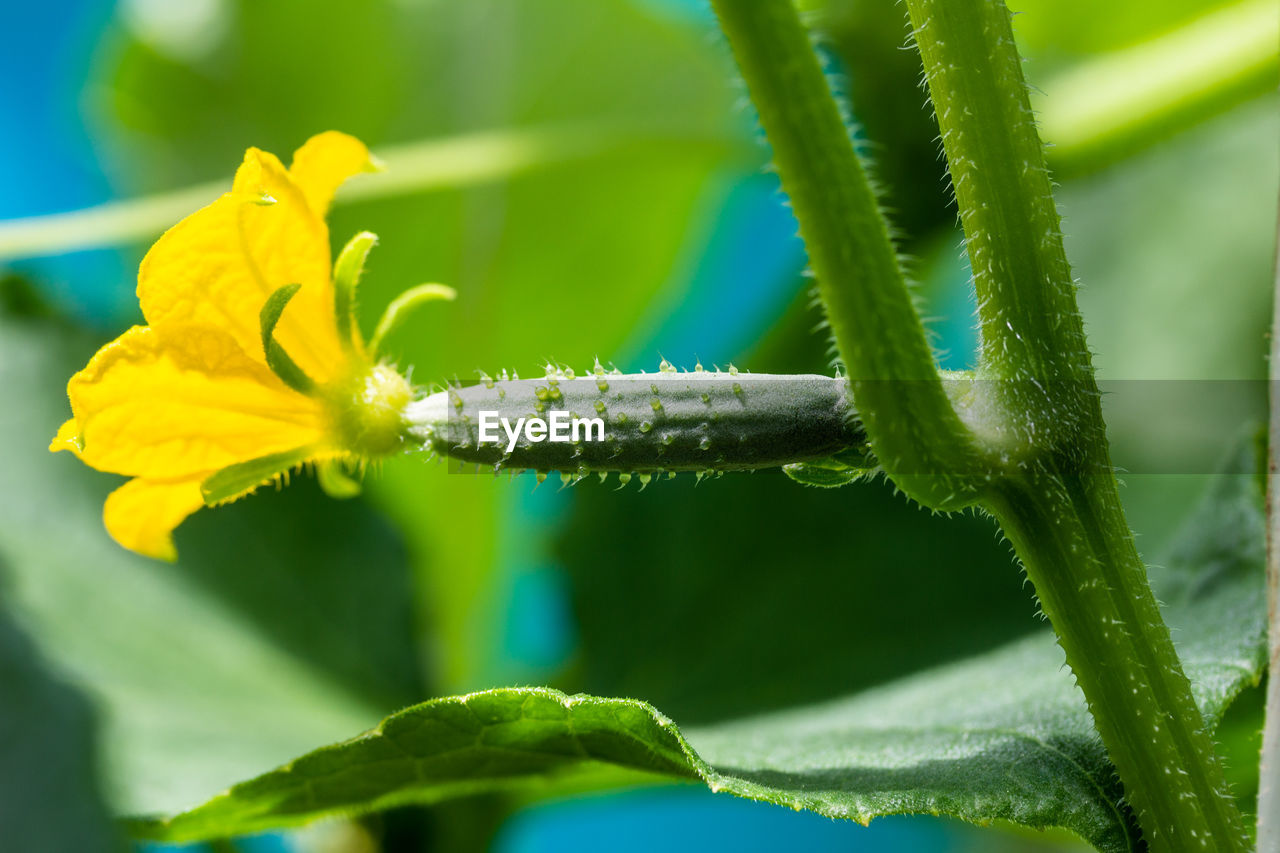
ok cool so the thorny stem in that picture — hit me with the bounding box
[714,0,1250,847]
[710,0,983,512]
[903,0,1248,846]
[987,466,1249,850]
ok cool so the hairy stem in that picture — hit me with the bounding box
[989,465,1249,850]
[904,0,1248,846]
[710,0,981,511]
[905,1,1086,381]
[711,0,1248,845]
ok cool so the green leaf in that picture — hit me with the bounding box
[129,440,1266,851]
[128,688,701,842]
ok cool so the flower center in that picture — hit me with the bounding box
[325,363,415,458]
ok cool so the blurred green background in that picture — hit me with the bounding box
[0,0,1275,850]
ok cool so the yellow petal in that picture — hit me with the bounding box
[288,131,378,217]
[137,146,343,382]
[103,477,206,561]
[66,325,327,479]
[50,418,83,455]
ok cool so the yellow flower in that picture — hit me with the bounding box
[51,131,451,561]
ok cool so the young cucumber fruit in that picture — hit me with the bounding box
[404,367,874,484]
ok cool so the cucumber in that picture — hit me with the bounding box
[404,365,872,482]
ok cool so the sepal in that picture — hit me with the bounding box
[200,446,317,505]
[259,284,317,394]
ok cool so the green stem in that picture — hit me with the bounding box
[710,0,982,511]
[989,465,1249,850]
[904,0,1248,847]
[713,0,1249,846]
[905,0,1089,384]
